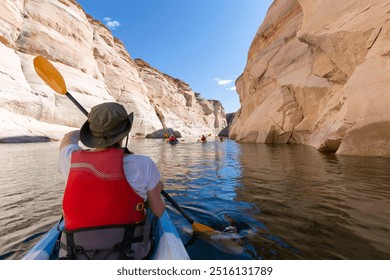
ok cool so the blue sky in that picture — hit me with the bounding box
[76,0,273,113]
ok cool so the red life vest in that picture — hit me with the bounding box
[62,148,145,231]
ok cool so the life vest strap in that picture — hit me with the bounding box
[119,224,136,259]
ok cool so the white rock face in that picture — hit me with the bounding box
[0,0,226,142]
[230,0,390,157]
[135,59,226,137]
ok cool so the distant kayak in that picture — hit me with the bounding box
[168,140,179,145]
[199,135,207,142]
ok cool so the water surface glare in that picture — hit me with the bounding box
[0,139,389,259]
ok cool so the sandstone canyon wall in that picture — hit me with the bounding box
[134,59,225,138]
[0,0,226,142]
[231,0,390,157]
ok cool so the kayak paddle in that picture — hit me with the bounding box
[33,55,216,235]
[33,56,88,116]
[161,190,215,234]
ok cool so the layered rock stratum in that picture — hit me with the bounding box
[231,0,390,157]
[0,0,226,142]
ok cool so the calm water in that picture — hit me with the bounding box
[0,139,389,260]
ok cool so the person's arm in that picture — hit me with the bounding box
[58,130,82,178]
[60,130,80,151]
[147,181,165,217]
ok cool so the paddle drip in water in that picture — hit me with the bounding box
[222,226,238,233]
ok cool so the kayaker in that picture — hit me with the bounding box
[200,135,207,142]
[57,102,165,260]
[168,135,177,143]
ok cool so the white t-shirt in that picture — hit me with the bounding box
[58,144,161,201]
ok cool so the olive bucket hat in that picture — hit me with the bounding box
[80,102,134,148]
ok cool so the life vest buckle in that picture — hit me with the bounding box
[135,203,144,212]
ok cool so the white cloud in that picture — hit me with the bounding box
[227,86,236,91]
[214,78,233,86]
[103,17,121,30]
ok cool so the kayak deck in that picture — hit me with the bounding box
[22,211,189,260]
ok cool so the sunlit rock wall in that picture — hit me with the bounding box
[0,0,225,142]
[231,0,390,157]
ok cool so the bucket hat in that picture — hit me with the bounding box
[80,102,133,148]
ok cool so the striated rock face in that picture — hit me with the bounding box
[231,0,390,157]
[0,0,225,142]
[135,59,226,137]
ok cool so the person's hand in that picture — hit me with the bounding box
[60,130,80,150]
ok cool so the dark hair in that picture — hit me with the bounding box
[107,139,134,154]
[107,142,122,148]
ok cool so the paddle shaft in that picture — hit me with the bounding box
[161,190,195,224]
[66,92,88,116]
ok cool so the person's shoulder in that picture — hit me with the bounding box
[123,154,154,164]
[60,144,82,155]
[58,144,82,169]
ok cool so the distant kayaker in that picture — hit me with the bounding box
[200,135,207,142]
[57,102,165,260]
[168,134,177,143]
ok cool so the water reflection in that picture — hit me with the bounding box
[0,140,389,259]
[0,142,63,259]
[119,139,269,259]
[237,144,390,259]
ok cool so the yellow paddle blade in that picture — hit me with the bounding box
[192,222,216,234]
[33,56,67,94]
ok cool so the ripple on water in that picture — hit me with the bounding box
[1,140,390,259]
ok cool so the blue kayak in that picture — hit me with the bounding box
[168,140,179,145]
[21,211,189,260]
